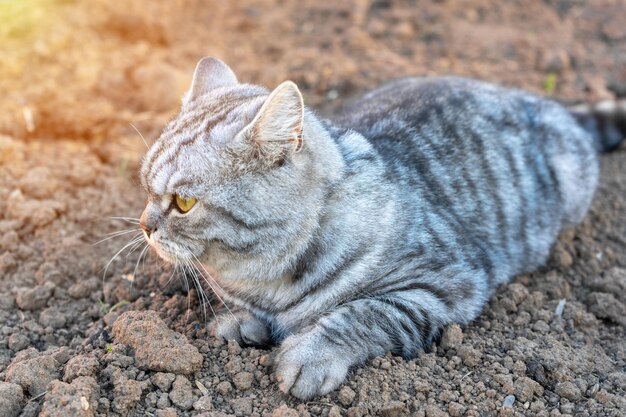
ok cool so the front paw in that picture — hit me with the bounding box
[209,311,270,347]
[274,330,351,400]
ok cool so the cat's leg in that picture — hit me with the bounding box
[210,309,271,347]
[274,270,488,399]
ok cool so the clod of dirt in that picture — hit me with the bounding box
[232,371,253,391]
[338,385,357,406]
[555,381,582,401]
[7,333,30,352]
[271,404,299,417]
[151,372,176,392]
[587,292,626,326]
[64,355,100,382]
[440,324,463,350]
[39,307,67,329]
[111,311,203,374]
[15,282,55,311]
[111,368,146,416]
[5,354,60,396]
[0,382,24,417]
[39,376,99,417]
[168,375,196,410]
[193,395,213,412]
[457,345,481,367]
[230,397,253,415]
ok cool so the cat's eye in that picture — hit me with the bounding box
[175,194,197,213]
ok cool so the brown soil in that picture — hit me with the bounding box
[0,1,625,416]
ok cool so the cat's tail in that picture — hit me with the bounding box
[569,100,626,153]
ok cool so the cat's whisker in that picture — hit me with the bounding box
[109,216,141,225]
[191,254,239,324]
[131,244,150,282]
[184,261,210,324]
[92,229,141,246]
[101,235,144,290]
[129,122,150,149]
[186,259,217,324]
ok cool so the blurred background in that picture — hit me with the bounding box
[1,0,625,144]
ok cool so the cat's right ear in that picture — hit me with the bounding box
[184,57,238,103]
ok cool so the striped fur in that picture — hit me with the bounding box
[139,58,625,400]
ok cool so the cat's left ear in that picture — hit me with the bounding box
[185,57,238,103]
[248,81,304,154]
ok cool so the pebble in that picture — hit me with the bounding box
[8,333,30,352]
[232,371,253,391]
[193,395,213,411]
[169,375,195,410]
[0,382,24,417]
[64,355,100,382]
[458,346,482,367]
[338,385,356,406]
[151,372,176,392]
[216,381,233,395]
[272,404,299,417]
[15,282,55,310]
[39,307,67,329]
[503,395,516,407]
[440,324,463,350]
[555,381,581,401]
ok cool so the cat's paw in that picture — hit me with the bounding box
[274,330,351,400]
[209,311,270,347]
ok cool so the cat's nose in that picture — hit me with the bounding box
[139,208,157,238]
[140,222,156,238]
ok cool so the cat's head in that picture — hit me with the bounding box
[139,57,342,281]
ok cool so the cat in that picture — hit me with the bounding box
[138,57,626,399]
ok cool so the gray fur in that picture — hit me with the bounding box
[139,58,625,400]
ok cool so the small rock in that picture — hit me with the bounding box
[230,397,253,416]
[503,394,516,407]
[516,376,543,402]
[5,354,60,396]
[379,400,408,417]
[272,404,299,417]
[193,395,213,411]
[328,405,342,417]
[169,375,195,410]
[155,408,178,417]
[0,293,15,310]
[8,333,30,352]
[425,404,446,417]
[440,324,463,350]
[215,381,232,395]
[0,382,24,417]
[458,346,481,367]
[227,339,242,355]
[15,283,55,310]
[232,371,253,391]
[112,311,203,374]
[338,385,356,406]
[39,307,67,329]
[64,355,100,382]
[111,369,145,415]
[555,381,581,401]
[39,377,98,417]
[448,401,465,416]
[151,372,176,392]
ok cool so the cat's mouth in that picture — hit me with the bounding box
[145,236,198,264]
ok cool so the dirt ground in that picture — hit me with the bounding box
[0,0,625,416]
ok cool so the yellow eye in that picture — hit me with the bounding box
[175,194,197,213]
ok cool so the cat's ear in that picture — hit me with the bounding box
[248,81,304,155]
[186,57,238,102]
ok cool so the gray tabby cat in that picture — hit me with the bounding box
[139,57,626,399]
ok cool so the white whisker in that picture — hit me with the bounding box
[130,122,150,149]
[93,229,141,246]
[191,254,239,324]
